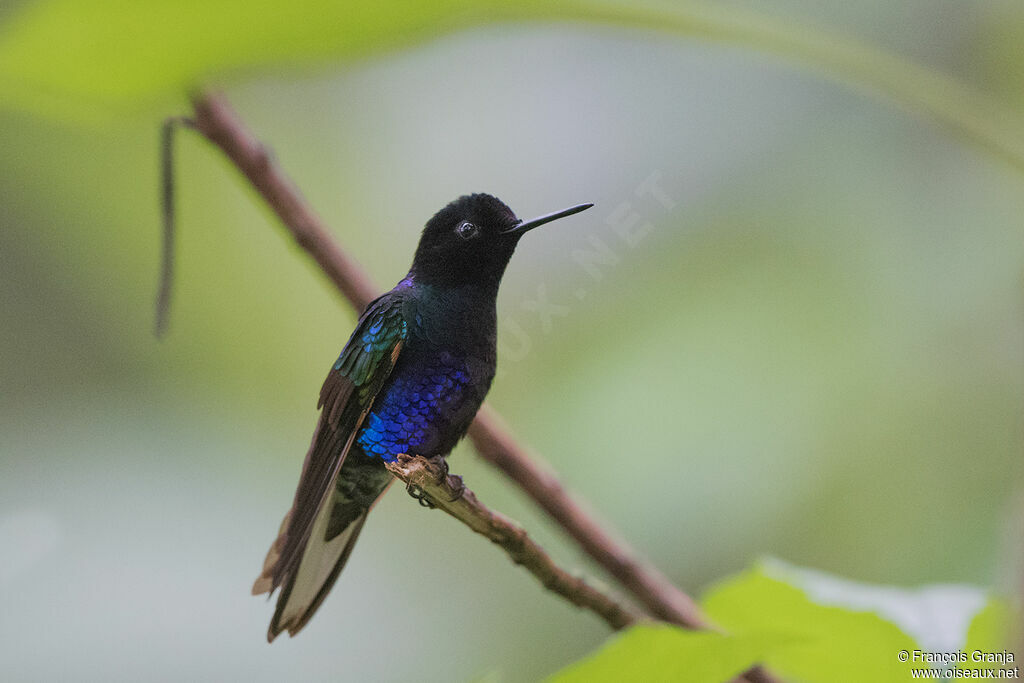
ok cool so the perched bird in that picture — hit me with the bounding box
[253,193,592,640]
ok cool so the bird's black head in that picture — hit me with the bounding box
[409,193,592,290]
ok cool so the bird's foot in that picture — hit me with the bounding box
[405,482,435,509]
[445,474,466,502]
[424,455,465,502]
[423,454,450,481]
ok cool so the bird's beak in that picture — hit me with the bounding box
[503,202,594,236]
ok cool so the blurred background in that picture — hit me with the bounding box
[1,0,1023,680]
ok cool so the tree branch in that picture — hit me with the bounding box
[177,90,781,683]
[385,454,644,630]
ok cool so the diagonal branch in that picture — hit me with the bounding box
[176,90,781,683]
[385,454,644,631]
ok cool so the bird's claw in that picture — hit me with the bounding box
[405,482,435,509]
[446,474,466,502]
[424,456,465,502]
[403,455,464,506]
[424,455,450,482]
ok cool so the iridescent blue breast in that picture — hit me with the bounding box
[356,351,475,462]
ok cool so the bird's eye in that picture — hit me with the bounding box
[455,221,480,240]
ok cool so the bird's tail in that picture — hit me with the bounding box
[253,450,392,641]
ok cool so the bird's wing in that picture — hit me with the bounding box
[253,293,408,604]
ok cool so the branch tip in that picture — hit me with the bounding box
[385,455,645,631]
[155,115,196,338]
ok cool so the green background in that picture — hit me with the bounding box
[1,1,1022,680]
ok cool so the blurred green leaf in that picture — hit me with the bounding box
[959,599,1014,673]
[0,0,491,116]
[753,558,993,655]
[702,563,923,682]
[546,624,790,683]
[964,599,1011,652]
[2,0,1023,172]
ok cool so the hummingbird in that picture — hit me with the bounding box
[253,193,592,641]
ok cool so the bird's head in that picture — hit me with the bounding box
[409,193,592,289]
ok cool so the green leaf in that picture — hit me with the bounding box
[0,0,495,117]
[551,562,1007,682]
[546,624,791,683]
[959,599,1014,673]
[964,599,1011,653]
[701,562,923,683]
[1,0,1023,173]
[754,559,993,654]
